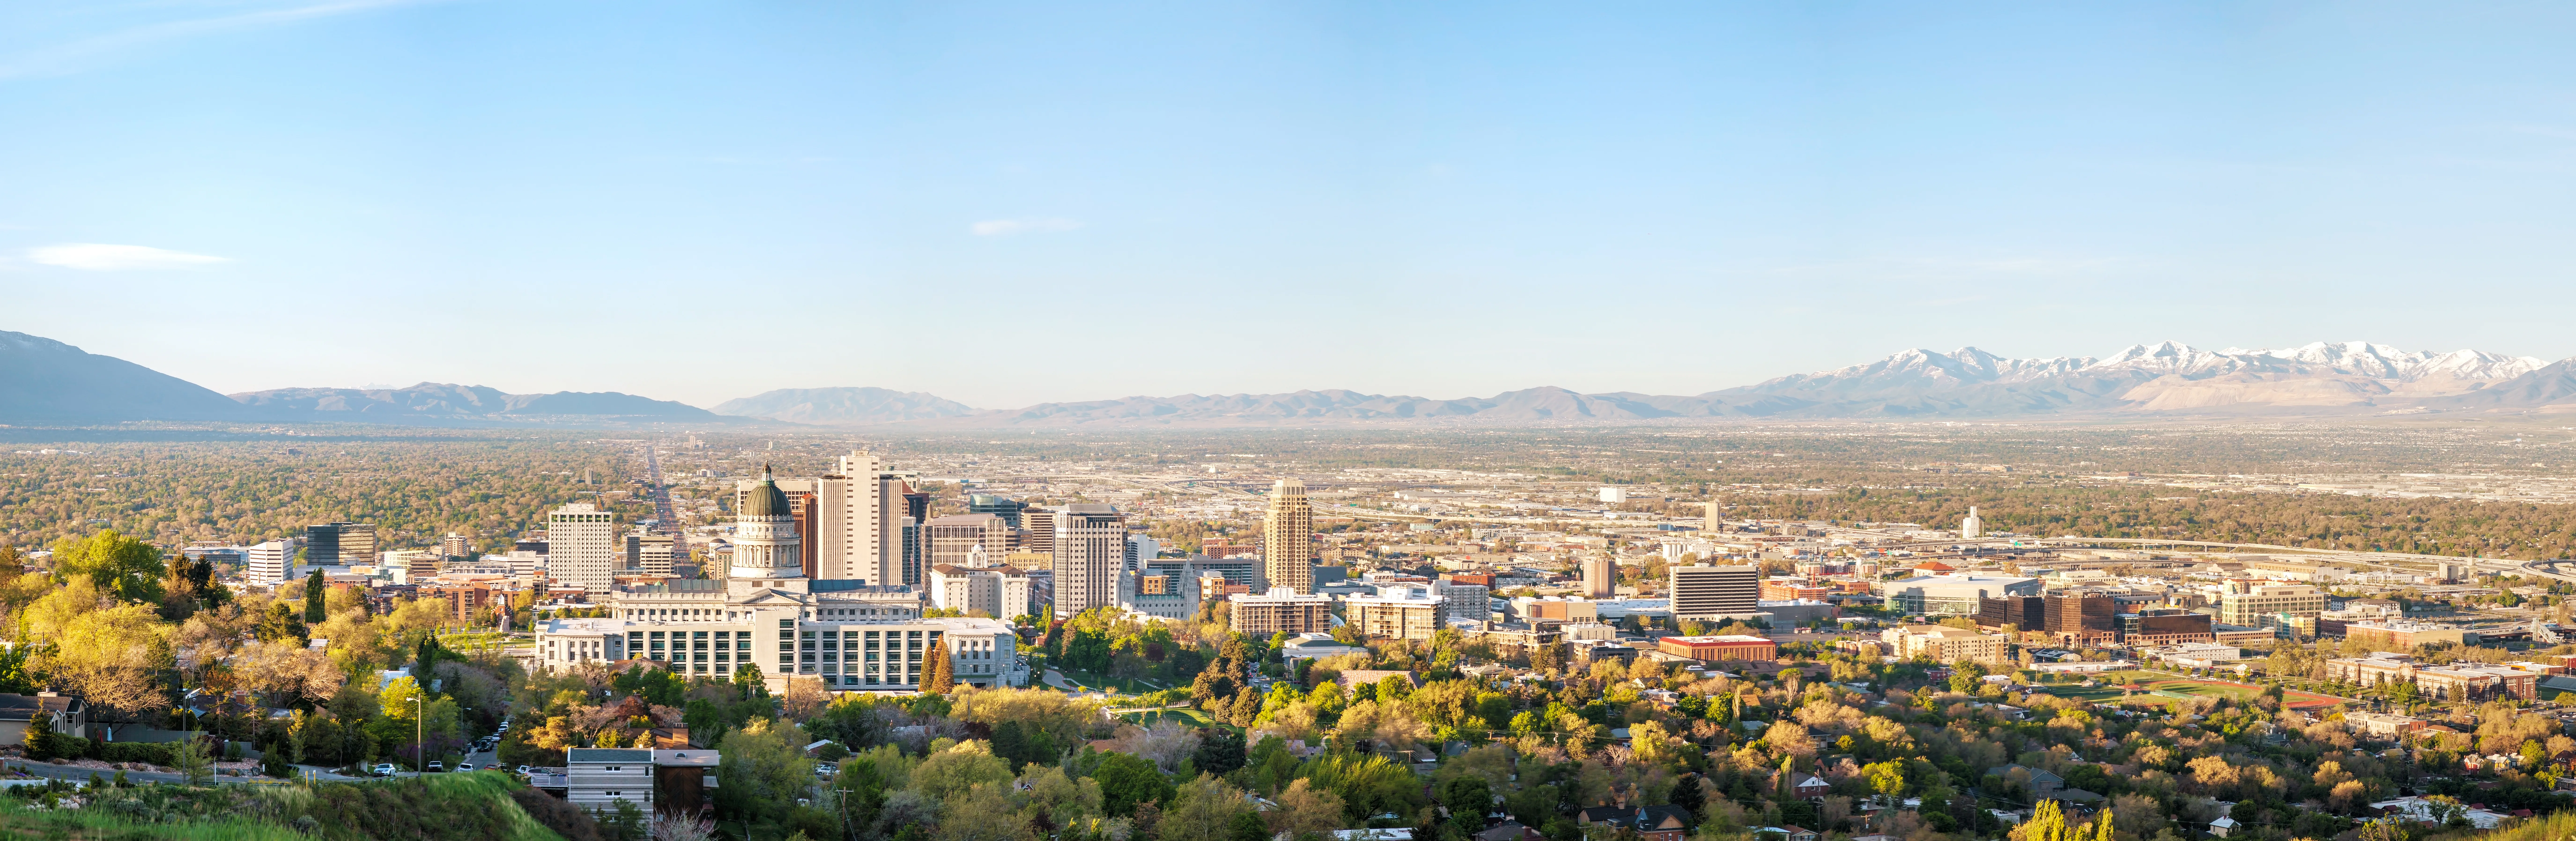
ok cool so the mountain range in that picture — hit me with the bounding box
[230,383,725,424]
[12,328,2576,428]
[712,341,2576,425]
[0,331,723,426]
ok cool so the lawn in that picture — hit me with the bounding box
[1047,665,1171,697]
[1118,708,1219,728]
[2038,671,2339,711]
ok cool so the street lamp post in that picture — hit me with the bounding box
[415,694,425,774]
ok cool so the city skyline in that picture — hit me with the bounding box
[7,3,2576,410]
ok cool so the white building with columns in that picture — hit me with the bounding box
[536,466,1024,692]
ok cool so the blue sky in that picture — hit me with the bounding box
[4,1,2575,409]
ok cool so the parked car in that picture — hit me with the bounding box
[371,763,398,777]
[426,761,445,773]
[457,763,477,772]
[514,765,531,776]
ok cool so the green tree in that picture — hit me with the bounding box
[714,717,815,827]
[1863,761,1905,798]
[1161,773,1256,841]
[1442,775,1493,838]
[170,736,213,786]
[1094,751,1173,817]
[51,529,166,603]
[303,569,328,623]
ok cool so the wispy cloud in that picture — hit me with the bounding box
[0,0,444,81]
[29,243,229,271]
[971,218,1082,237]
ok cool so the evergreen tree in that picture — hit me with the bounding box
[22,712,53,761]
[921,640,955,694]
[1672,773,1706,820]
[303,569,328,624]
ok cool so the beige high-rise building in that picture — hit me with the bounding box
[808,451,911,586]
[548,503,617,593]
[1262,479,1314,594]
[925,514,1011,568]
[1581,556,1617,598]
[1052,505,1127,616]
[1704,501,1721,534]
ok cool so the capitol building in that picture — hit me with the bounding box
[534,467,1025,692]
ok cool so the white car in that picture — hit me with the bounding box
[457,763,477,772]
[371,763,398,777]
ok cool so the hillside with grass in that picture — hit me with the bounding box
[0,771,581,841]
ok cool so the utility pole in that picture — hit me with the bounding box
[415,694,425,774]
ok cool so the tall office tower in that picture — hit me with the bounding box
[926,514,1011,568]
[730,465,804,580]
[1668,564,1758,621]
[547,503,617,593]
[1581,556,1617,598]
[902,490,930,524]
[246,540,293,585]
[1960,506,1982,539]
[788,487,820,579]
[1021,508,1058,555]
[900,516,922,586]
[1704,501,1721,534]
[1124,535,1161,572]
[968,494,1026,528]
[1261,479,1315,595]
[813,474,857,578]
[1052,505,1125,616]
[625,531,674,575]
[438,532,470,558]
[304,522,377,566]
[812,451,906,586]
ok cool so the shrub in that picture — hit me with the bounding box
[510,787,604,841]
[93,741,177,766]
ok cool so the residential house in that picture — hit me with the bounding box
[0,692,85,744]
[1578,806,1693,841]
[1986,763,2065,795]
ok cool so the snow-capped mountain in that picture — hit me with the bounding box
[1703,340,2564,419]
[2210,341,2548,381]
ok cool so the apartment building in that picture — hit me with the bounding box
[1228,587,1333,635]
[1655,634,1779,662]
[1346,585,1447,641]
[2216,581,2326,633]
[1881,625,2012,666]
